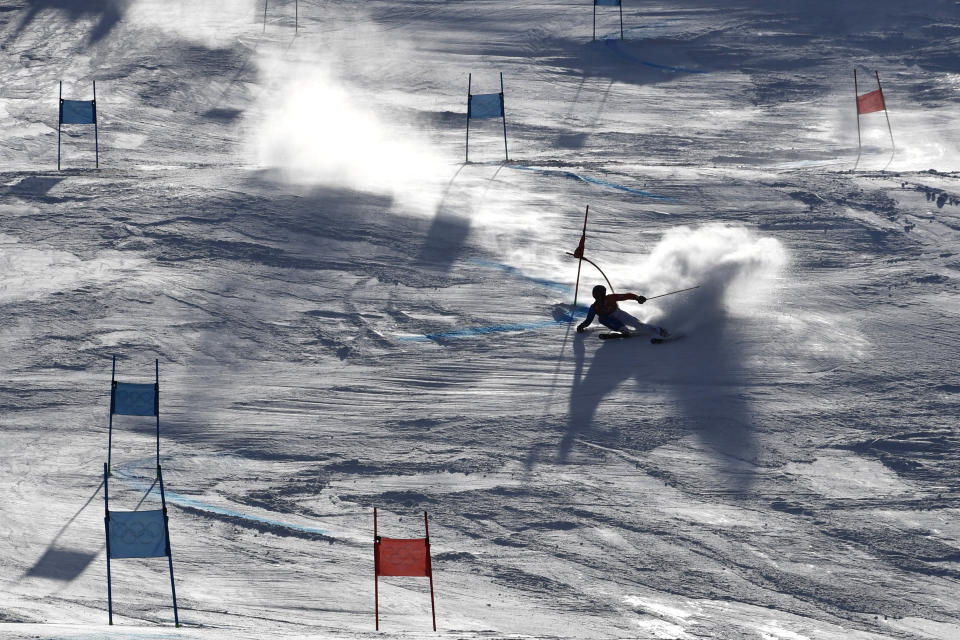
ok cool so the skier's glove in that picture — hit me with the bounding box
[576,324,586,333]
[635,295,647,304]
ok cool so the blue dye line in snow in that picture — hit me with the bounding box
[500,163,673,200]
[577,172,674,199]
[640,59,709,74]
[113,469,332,537]
[602,38,709,75]
[399,307,589,342]
[46,634,183,640]
[50,634,182,640]
[397,261,591,341]
[399,319,566,342]
[469,258,573,294]
[162,491,332,536]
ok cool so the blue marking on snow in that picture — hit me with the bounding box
[397,261,593,340]
[640,59,708,74]
[42,634,182,640]
[163,491,332,536]
[469,258,573,294]
[113,468,332,537]
[498,163,673,200]
[602,38,709,75]
[577,172,674,199]
[396,258,599,341]
[400,319,567,341]
[399,306,589,341]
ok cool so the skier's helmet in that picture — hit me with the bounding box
[592,285,606,300]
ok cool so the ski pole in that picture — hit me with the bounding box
[645,285,700,300]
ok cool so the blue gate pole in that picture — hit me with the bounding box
[592,2,596,41]
[92,81,99,169]
[619,0,623,40]
[108,355,116,475]
[154,359,160,474]
[158,465,181,627]
[57,82,62,171]
[104,462,114,624]
[465,74,471,163]
[500,73,509,162]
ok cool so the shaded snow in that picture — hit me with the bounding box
[2,0,960,639]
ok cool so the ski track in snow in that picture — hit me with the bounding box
[2,1,960,639]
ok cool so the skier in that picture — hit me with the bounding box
[576,284,670,339]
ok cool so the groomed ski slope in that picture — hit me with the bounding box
[2,1,960,638]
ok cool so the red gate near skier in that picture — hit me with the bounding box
[852,69,895,171]
[374,508,436,631]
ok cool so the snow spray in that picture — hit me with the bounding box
[248,44,447,214]
[639,224,787,331]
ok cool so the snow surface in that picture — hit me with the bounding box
[2,0,960,638]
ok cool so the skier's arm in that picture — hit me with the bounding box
[610,292,646,304]
[577,305,597,332]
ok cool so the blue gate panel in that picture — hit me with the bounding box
[469,93,503,119]
[108,510,168,559]
[61,100,96,124]
[112,382,157,416]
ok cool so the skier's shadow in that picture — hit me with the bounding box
[561,314,757,494]
[557,333,627,461]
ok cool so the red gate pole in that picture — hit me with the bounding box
[876,71,895,169]
[425,511,436,631]
[374,507,379,630]
[853,69,862,171]
[572,205,589,308]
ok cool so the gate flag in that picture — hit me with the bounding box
[469,92,504,119]
[108,357,161,475]
[104,463,180,626]
[112,382,158,417]
[107,510,168,559]
[465,73,509,162]
[857,89,885,115]
[61,100,96,124]
[593,0,623,41]
[374,508,437,631]
[103,356,179,627]
[376,537,430,577]
[573,231,586,259]
[852,69,894,171]
[58,81,99,170]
